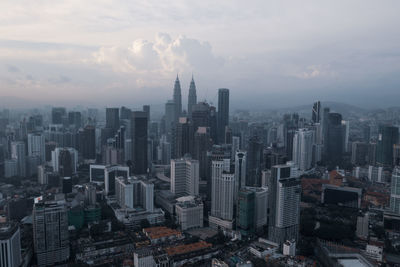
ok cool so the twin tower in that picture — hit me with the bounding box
[173,75,197,120]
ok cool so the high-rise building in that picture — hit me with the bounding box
[390,166,400,215]
[325,112,344,164]
[79,125,96,160]
[84,183,97,206]
[342,120,350,153]
[89,164,129,195]
[217,89,229,144]
[292,129,314,171]
[28,133,46,164]
[246,136,263,186]
[193,127,212,180]
[164,100,176,138]
[11,141,26,177]
[376,125,399,167]
[120,106,132,120]
[187,76,197,118]
[234,151,247,199]
[106,108,120,133]
[267,164,301,246]
[0,223,21,267]
[68,111,82,129]
[173,117,194,159]
[191,102,210,131]
[143,105,150,123]
[51,107,66,124]
[236,189,255,235]
[51,147,78,176]
[394,144,400,166]
[209,160,235,230]
[351,142,368,165]
[115,176,154,212]
[173,75,182,122]
[311,101,321,123]
[33,201,70,266]
[170,157,199,196]
[131,111,148,174]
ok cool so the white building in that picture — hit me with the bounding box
[11,141,26,177]
[175,196,203,231]
[210,160,235,230]
[245,186,268,230]
[89,164,129,195]
[51,147,78,174]
[170,157,199,196]
[234,151,247,200]
[0,223,21,267]
[115,176,154,212]
[134,249,155,267]
[283,240,296,256]
[292,129,314,171]
[27,133,46,163]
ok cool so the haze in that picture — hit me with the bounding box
[1,0,400,109]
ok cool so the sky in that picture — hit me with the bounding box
[1,0,400,110]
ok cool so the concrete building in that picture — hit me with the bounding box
[292,129,314,171]
[170,157,199,196]
[51,147,78,176]
[390,166,400,214]
[89,164,129,195]
[4,159,18,178]
[27,133,46,163]
[115,176,154,212]
[234,151,247,200]
[33,201,70,266]
[0,223,21,267]
[175,196,203,231]
[134,248,155,267]
[11,141,26,177]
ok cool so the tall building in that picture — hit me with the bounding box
[143,105,150,123]
[292,129,314,171]
[11,141,26,177]
[51,107,66,124]
[311,101,321,123]
[0,223,21,267]
[236,189,255,235]
[106,108,120,133]
[164,100,176,138]
[376,125,399,167]
[234,151,247,199]
[217,88,229,144]
[246,136,263,186]
[193,127,212,180]
[209,160,235,230]
[33,201,70,266]
[51,147,78,176]
[68,111,82,128]
[170,157,199,196]
[187,76,197,118]
[173,75,182,122]
[351,142,368,165]
[28,133,46,163]
[390,166,400,215]
[79,125,96,160]
[115,176,154,212]
[325,112,344,165]
[267,164,301,246]
[173,117,194,159]
[131,111,148,174]
[342,120,350,153]
[89,164,129,195]
[191,102,210,131]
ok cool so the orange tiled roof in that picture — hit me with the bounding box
[165,241,212,256]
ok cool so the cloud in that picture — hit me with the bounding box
[6,64,19,73]
[93,33,223,82]
[294,65,336,79]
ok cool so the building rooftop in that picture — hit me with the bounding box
[143,226,182,240]
[165,241,212,256]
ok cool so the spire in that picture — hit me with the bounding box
[176,73,179,82]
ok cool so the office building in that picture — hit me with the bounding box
[89,164,129,195]
[131,111,148,174]
[390,166,400,215]
[11,141,26,177]
[351,142,369,165]
[292,129,314,171]
[170,157,199,196]
[51,147,78,176]
[236,189,255,235]
[106,107,120,133]
[394,144,400,166]
[79,125,96,160]
[193,127,212,180]
[342,120,350,152]
[356,213,369,239]
[115,176,154,212]
[311,101,321,123]
[234,151,247,199]
[28,133,46,163]
[187,76,197,118]
[51,107,66,124]
[0,223,21,267]
[376,125,399,167]
[33,201,70,266]
[165,100,176,138]
[173,117,194,159]
[217,88,229,144]
[246,136,263,186]
[175,195,204,231]
[134,249,155,267]
[173,75,182,122]
[84,183,97,206]
[4,159,18,178]
[267,164,301,246]
[209,160,235,230]
[324,112,344,164]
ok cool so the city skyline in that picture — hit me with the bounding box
[1,1,400,108]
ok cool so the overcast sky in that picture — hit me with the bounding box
[1,0,400,109]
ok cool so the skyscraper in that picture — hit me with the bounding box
[217,88,229,144]
[28,133,46,164]
[376,125,399,167]
[173,117,194,159]
[79,125,96,160]
[234,151,247,199]
[209,160,235,230]
[170,156,199,196]
[51,107,66,124]
[246,136,263,186]
[33,201,70,266]
[106,108,120,133]
[236,189,255,235]
[311,101,321,123]
[267,164,301,246]
[173,75,182,122]
[131,111,148,174]
[390,166,400,215]
[0,223,21,267]
[325,112,344,165]
[193,127,212,180]
[292,129,314,171]
[188,76,197,118]
[11,141,26,177]
[164,100,176,138]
